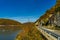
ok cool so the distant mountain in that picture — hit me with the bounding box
[23,22,35,29]
[0,18,22,30]
[23,22,34,25]
[0,19,22,25]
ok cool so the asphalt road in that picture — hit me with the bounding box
[40,27,60,39]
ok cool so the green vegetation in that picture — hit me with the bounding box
[55,7,60,12]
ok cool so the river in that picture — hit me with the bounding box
[0,30,22,40]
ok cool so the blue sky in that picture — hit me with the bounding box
[0,0,56,23]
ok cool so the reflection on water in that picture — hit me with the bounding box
[0,30,22,40]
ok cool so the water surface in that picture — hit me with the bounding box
[0,30,22,40]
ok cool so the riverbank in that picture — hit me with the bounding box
[15,22,46,40]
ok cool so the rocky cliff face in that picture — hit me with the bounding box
[35,0,60,29]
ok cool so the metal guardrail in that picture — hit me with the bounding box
[40,27,60,39]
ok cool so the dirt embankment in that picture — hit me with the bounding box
[15,22,46,40]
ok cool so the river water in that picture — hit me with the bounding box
[0,30,22,40]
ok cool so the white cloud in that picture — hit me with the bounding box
[5,16,38,23]
[0,16,39,23]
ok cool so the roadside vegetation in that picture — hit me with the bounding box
[0,19,46,40]
[15,22,45,40]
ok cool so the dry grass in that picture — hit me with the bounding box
[15,22,45,40]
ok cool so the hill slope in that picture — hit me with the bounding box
[0,19,22,30]
[0,19,21,25]
[16,22,46,40]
